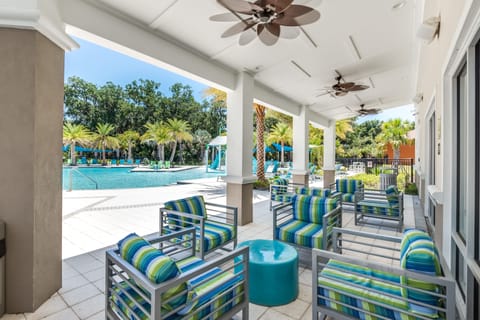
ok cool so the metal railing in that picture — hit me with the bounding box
[335,158,414,183]
[67,168,98,191]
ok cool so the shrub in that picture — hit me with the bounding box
[404,182,418,195]
[254,179,270,190]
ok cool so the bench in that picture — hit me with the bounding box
[273,194,342,265]
[106,229,249,320]
[354,185,404,231]
[312,228,456,320]
[330,178,364,206]
[160,195,237,259]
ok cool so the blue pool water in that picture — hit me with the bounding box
[62,166,223,190]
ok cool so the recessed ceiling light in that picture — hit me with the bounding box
[392,1,406,10]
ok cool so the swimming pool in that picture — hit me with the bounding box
[62,166,223,190]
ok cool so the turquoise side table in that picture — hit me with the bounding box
[237,239,298,306]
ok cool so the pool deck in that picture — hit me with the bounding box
[1,178,417,320]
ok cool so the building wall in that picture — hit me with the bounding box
[385,143,415,160]
[415,1,480,318]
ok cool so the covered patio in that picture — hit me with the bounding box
[2,0,480,319]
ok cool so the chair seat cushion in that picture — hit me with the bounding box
[356,199,400,216]
[318,260,410,319]
[332,192,356,203]
[276,219,324,249]
[201,221,235,252]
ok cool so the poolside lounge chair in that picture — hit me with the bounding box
[160,195,237,259]
[165,160,171,169]
[106,229,249,320]
[134,159,141,166]
[126,159,133,165]
[119,159,125,165]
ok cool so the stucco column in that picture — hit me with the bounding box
[292,106,309,185]
[0,28,64,312]
[225,72,256,225]
[323,121,336,188]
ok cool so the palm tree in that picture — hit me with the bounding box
[194,129,212,163]
[254,103,267,182]
[118,130,140,161]
[336,119,353,140]
[63,122,92,165]
[92,123,120,165]
[141,122,172,161]
[376,118,413,160]
[166,118,193,163]
[268,122,292,164]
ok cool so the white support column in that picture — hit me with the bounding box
[225,72,256,225]
[292,105,309,185]
[323,121,336,188]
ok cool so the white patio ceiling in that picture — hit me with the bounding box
[64,0,421,121]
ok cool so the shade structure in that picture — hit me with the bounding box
[272,143,292,152]
[63,145,113,153]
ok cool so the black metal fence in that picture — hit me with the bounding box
[335,158,415,183]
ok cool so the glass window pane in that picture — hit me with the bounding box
[457,65,467,241]
[457,249,466,298]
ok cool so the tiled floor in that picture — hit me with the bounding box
[1,179,416,320]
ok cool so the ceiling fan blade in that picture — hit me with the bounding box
[210,12,243,22]
[348,84,370,91]
[239,29,257,45]
[278,25,300,39]
[266,22,280,37]
[338,82,355,90]
[281,5,320,25]
[221,19,255,37]
[265,0,294,13]
[258,24,279,45]
[217,0,260,14]
[335,91,348,97]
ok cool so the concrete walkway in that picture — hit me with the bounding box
[1,179,416,320]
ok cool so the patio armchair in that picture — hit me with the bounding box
[312,228,456,320]
[354,185,404,230]
[106,229,249,320]
[273,194,342,265]
[329,178,364,206]
[160,195,237,259]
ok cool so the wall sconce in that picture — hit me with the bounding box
[417,16,441,44]
[412,93,423,104]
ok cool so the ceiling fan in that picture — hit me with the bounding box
[317,74,370,98]
[211,0,321,46]
[347,104,381,116]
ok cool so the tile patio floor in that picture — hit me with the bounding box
[0,178,416,320]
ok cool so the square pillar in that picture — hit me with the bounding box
[292,106,309,185]
[225,72,256,225]
[323,121,336,188]
[0,29,64,312]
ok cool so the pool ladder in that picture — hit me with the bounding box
[68,168,98,191]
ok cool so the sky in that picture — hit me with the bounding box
[65,37,415,124]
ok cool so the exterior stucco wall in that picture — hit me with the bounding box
[0,28,63,312]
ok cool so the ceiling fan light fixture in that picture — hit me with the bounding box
[392,1,406,10]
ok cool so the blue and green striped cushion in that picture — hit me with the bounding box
[276,219,324,248]
[292,195,337,224]
[272,177,289,185]
[356,199,400,216]
[164,195,207,228]
[131,246,180,284]
[336,179,363,194]
[201,221,235,252]
[295,187,331,197]
[117,233,151,263]
[318,264,411,319]
[271,193,294,203]
[400,229,431,259]
[385,185,400,206]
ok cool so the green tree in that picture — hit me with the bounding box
[141,122,172,161]
[92,123,120,165]
[166,118,193,163]
[64,77,99,129]
[118,130,140,161]
[193,129,212,163]
[376,118,414,160]
[268,122,292,164]
[63,122,92,165]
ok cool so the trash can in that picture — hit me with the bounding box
[379,168,398,190]
[0,220,4,317]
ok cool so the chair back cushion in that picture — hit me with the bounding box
[295,187,331,198]
[164,195,207,228]
[292,195,337,224]
[336,179,363,194]
[385,185,400,206]
[399,230,442,318]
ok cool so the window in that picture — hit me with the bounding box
[456,64,468,242]
[456,248,467,298]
